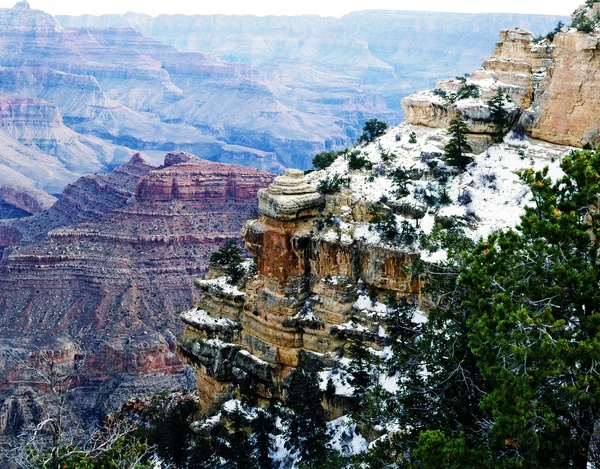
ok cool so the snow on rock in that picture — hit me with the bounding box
[319,367,354,397]
[353,294,387,316]
[328,415,370,456]
[307,123,571,250]
[180,307,239,329]
[221,398,259,420]
[196,276,246,298]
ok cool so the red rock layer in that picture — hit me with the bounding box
[0,153,275,438]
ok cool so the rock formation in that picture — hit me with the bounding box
[178,72,573,417]
[402,26,600,148]
[0,153,274,440]
[178,163,427,412]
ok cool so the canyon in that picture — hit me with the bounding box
[0,1,567,214]
[0,152,274,444]
[2,2,599,465]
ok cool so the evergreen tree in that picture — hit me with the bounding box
[347,335,374,406]
[285,351,330,467]
[209,239,245,285]
[404,147,600,468]
[385,295,420,357]
[227,406,254,469]
[443,114,473,170]
[369,211,399,242]
[458,147,600,468]
[313,150,339,170]
[250,407,276,469]
[487,88,510,142]
[137,395,197,468]
[358,119,388,144]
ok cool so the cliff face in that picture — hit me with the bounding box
[523,32,600,146]
[0,153,274,439]
[177,89,575,424]
[0,153,274,337]
[402,27,600,148]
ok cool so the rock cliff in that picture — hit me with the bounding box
[402,26,600,148]
[177,119,571,416]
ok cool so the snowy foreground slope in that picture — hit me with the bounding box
[307,123,570,256]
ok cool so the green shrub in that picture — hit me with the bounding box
[358,118,388,143]
[347,150,373,171]
[389,167,411,198]
[370,212,399,241]
[574,15,596,32]
[380,150,397,162]
[455,83,480,100]
[317,173,350,194]
[312,150,339,170]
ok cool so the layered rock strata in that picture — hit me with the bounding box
[178,168,422,412]
[0,153,274,440]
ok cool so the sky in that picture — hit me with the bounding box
[0,0,579,17]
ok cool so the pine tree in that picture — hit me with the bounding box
[347,335,374,406]
[380,226,486,467]
[250,407,276,469]
[137,395,196,468]
[285,351,330,467]
[358,119,388,144]
[487,88,510,142]
[227,406,254,469]
[408,146,600,468]
[209,239,245,285]
[313,150,339,170]
[443,114,473,170]
[459,147,600,468]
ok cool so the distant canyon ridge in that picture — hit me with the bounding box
[0,1,567,219]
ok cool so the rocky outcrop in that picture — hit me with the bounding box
[402,26,600,149]
[0,153,274,439]
[178,111,573,415]
[257,169,324,221]
[0,184,55,215]
[0,152,154,246]
[402,28,536,140]
[523,31,600,147]
[178,165,421,412]
[137,155,273,202]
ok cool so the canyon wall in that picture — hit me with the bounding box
[58,10,568,113]
[0,152,274,440]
